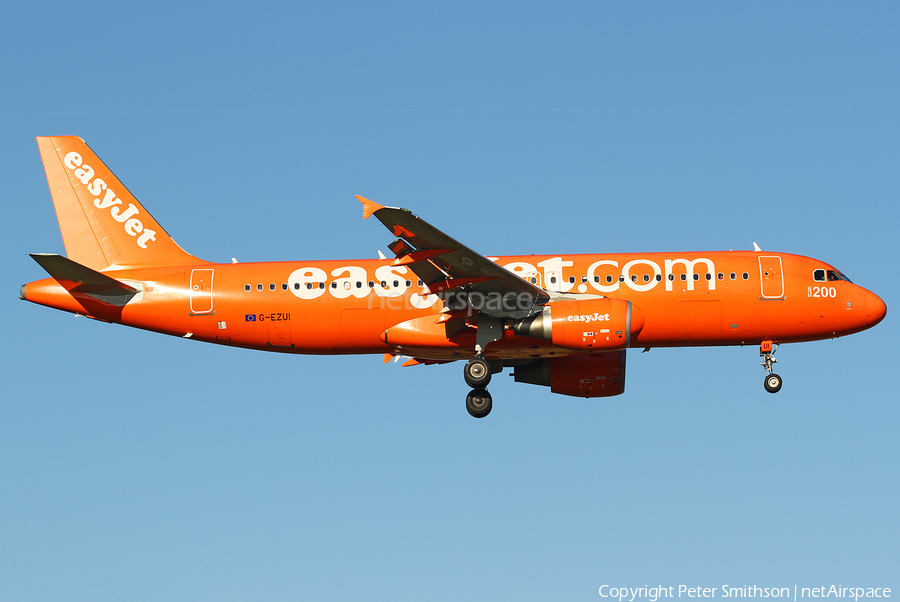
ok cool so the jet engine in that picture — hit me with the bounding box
[512,298,644,351]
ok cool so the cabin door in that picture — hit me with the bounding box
[190,269,214,315]
[758,256,785,299]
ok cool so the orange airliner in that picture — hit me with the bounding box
[21,137,887,417]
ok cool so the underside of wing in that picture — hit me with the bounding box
[358,196,549,319]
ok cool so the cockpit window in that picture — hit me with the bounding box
[813,269,826,282]
[827,270,844,282]
[836,270,852,283]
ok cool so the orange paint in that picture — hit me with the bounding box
[21,137,887,417]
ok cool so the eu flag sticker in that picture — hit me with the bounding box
[245,314,256,322]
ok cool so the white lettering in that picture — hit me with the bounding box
[93,188,121,209]
[136,229,156,248]
[62,154,155,249]
[503,261,538,281]
[587,260,619,293]
[665,258,716,291]
[329,266,369,299]
[374,265,409,298]
[86,177,107,197]
[63,152,82,169]
[288,267,328,300]
[566,313,610,323]
[124,218,143,236]
[73,164,94,184]
[110,203,139,223]
[622,258,662,292]
[537,257,574,292]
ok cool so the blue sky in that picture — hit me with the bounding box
[1,2,898,600]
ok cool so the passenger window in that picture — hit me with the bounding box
[568,276,575,283]
[581,276,588,283]
[606,275,613,283]
[656,274,662,282]
[269,283,276,291]
[244,284,251,292]
[418,280,423,287]
[717,273,724,280]
[631,275,637,282]
[550,276,557,284]
[305,283,312,290]
[594,276,601,283]
[705,273,712,281]
[680,274,686,281]
[294,283,300,290]
[619,275,625,282]
[643,274,650,283]
[282,283,288,291]
[319,282,325,289]
[405,280,411,287]
[331,282,337,289]
[257,283,263,292]
[742,272,749,280]
[393,280,399,287]
[356,281,362,289]
[730,273,736,280]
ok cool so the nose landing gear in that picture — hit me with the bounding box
[760,340,782,393]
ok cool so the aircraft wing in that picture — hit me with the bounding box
[358,196,549,319]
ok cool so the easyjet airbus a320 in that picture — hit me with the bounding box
[21,137,887,417]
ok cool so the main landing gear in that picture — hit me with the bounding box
[760,340,783,394]
[466,387,492,418]
[464,356,493,418]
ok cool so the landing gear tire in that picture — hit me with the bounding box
[764,373,783,394]
[466,388,492,418]
[464,357,492,388]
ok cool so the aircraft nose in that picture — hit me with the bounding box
[865,291,887,326]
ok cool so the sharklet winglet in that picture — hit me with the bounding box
[356,195,385,219]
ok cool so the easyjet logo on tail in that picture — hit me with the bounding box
[63,151,157,249]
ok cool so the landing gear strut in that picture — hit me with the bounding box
[760,340,782,394]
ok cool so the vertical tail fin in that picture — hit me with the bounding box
[36,136,203,270]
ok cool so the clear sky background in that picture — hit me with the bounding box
[1,2,897,601]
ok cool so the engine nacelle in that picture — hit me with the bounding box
[513,298,644,350]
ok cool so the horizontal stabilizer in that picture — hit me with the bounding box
[30,253,139,306]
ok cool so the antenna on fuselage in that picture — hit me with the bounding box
[753,242,762,252]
